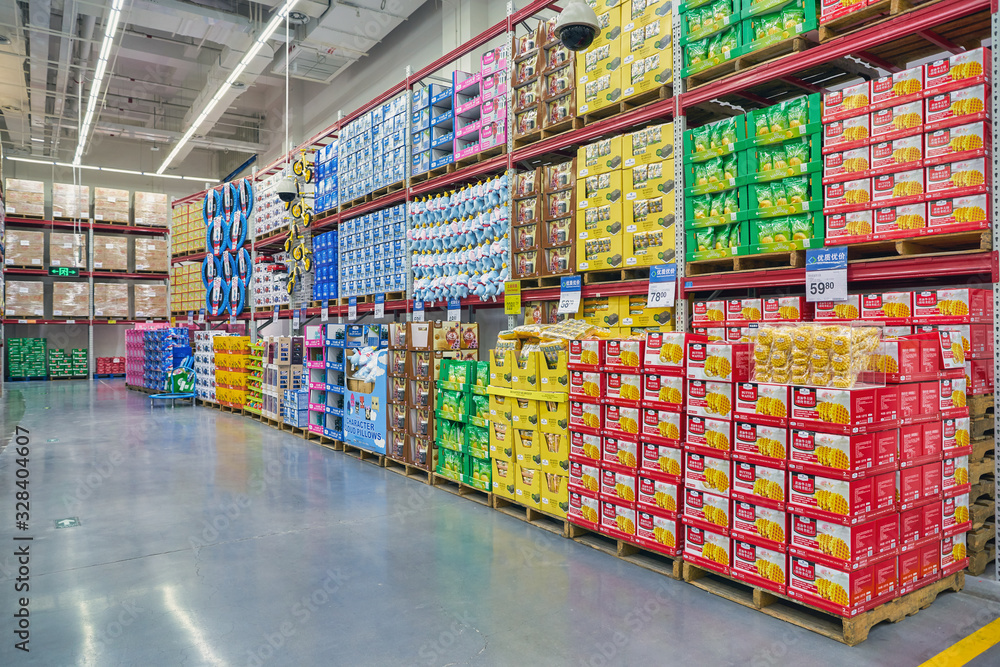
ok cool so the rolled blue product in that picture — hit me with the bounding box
[239,178,254,217]
[201,254,222,288]
[206,276,229,317]
[221,250,237,282]
[203,188,221,226]
[229,206,248,250]
[208,216,229,257]
[236,246,253,283]
[222,180,237,226]
[227,277,246,317]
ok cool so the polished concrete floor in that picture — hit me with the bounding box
[1,379,999,667]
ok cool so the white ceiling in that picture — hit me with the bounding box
[0,0,427,178]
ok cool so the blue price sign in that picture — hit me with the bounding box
[413,300,425,322]
[447,298,462,321]
[375,294,386,319]
[806,246,848,302]
[558,276,582,314]
[348,297,358,321]
[647,264,677,308]
[321,300,329,322]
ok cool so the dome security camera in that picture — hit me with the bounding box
[555,1,601,52]
[276,177,297,203]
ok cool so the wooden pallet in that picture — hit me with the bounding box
[969,394,995,420]
[970,478,996,502]
[818,0,917,42]
[682,563,962,646]
[687,249,806,277]
[93,218,130,225]
[513,129,543,150]
[432,473,492,506]
[516,275,565,290]
[972,498,996,530]
[582,268,652,286]
[540,116,585,140]
[478,144,508,161]
[280,422,308,438]
[411,164,449,184]
[969,458,995,487]
[568,523,684,579]
[686,37,809,91]
[341,441,384,466]
[967,544,997,576]
[622,84,674,112]
[494,495,571,537]
[972,438,995,463]
[846,230,992,263]
[968,521,996,551]
[970,417,995,441]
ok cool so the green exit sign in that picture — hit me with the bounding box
[48,267,80,277]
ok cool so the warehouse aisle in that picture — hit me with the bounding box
[1,380,998,666]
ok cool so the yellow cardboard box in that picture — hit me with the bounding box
[582,295,626,328]
[624,122,675,167]
[511,396,539,428]
[515,463,543,508]
[489,393,512,422]
[492,458,516,500]
[577,200,624,240]
[625,226,676,267]
[621,293,675,327]
[490,420,514,461]
[540,431,570,474]
[578,135,625,177]
[511,350,541,391]
[539,399,569,433]
[577,68,623,115]
[623,0,672,29]
[514,428,542,467]
[489,349,513,387]
[540,471,570,517]
[577,233,624,272]
[625,159,675,201]
[577,40,623,85]
[579,170,625,209]
[538,351,570,392]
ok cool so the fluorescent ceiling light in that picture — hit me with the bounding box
[73,0,125,165]
[30,137,44,142]
[6,155,212,181]
[156,0,300,175]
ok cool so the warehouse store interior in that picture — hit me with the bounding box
[2,0,1000,664]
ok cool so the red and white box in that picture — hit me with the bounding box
[824,178,871,211]
[568,488,601,529]
[641,374,684,411]
[604,403,641,437]
[726,298,763,322]
[924,122,990,164]
[682,487,731,534]
[872,169,924,204]
[913,288,990,322]
[790,512,899,570]
[734,382,790,427]
[643,332,704,374]
[684,451,732,498]
[733,421,788,468]
[640,441,683,482]
[897,463,943,510]
[639,407,683,445]
[940,533,968,575]
[925,47,990,93]
[924,85,990,130]
[870,65,925,110]
[823,115,870,153]
[942,492,971,537]
[861,291,912,321]
[732,540,788,594]
[605,371,643,405]
[687,379,735,420]
[787,554,897,616]
[967,359,994,393]
[939,323,993,357]
[826,209,874,242]
[692,301,726,324]
[569,458,601,495]
[941,456,970,497]
[686,415,735,456]
[899,502,942,549]
[789,428,898,479]
[871,101,923,140]
[762,296,812,322]
[941,416,971,456]
[898,380,938,423]
[926,158,988,195]
[600,468,638,507]
[602,434,640,473]
[788,470,897,524]
[686,341,752,382]
[939,376,966,414]
[570,369,605,398]
[723,325,758,344]
[813,294,861,321]
[898,421,943,467]
[926,194,989,230]
[637,474,680,515]
[732,461,786,510]
[634,509,683,556]
[570,430,602,463]
[872,202,927,239]
[824,145,871,183]
[683,524,731,574]
[604,338,645,371]
[822,80,871,121]
[569,338,603,368]
[600,499,637,539]
[732,501,788,552]
[789,385,887,434]
[870,136,922,174]
[898,541,941,595]
[568,399,602,432]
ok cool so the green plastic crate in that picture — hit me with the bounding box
[681,24,742,78]
[684,151,748,197]
[740,171,824,220]
[435,418,465,453]
[683,116,748,164]
[679,6,741,46]
[746,212,825,254]
[686,221,750,262]
[463,424,490,460]
[463,455,491,492]
[738,133,822,187]
[740,0,818,56]
[436,448,464,482]
[685,186,747,230]
[740,94,822,148]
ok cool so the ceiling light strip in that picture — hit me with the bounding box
[72,0,126,165]
[5,156,212,181]
[155,0,300,175]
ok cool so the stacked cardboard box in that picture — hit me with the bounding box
[538,19,576,131]
[6,338,47,378]
[214,336,250,408]
[435,359,494,492]
[170,264,202,314]
[49,232,87,269]
[134,237,168,273]
[134,191,170,227]
[194,331,225,402]
[93,283,129,319]
[133,284,167,319]
[52,282,90,318]
[93,235,128,272]
[94,188,130,223]
[283,388,310,427]
[4,230,45,267]
[52,183,90,219]
[339,93,406,201]
[309,324,347,440]
[49,348,88,378]
[513,160,577,280]
[4,281,45,317]
[4,179,45,218]
[170,201,205,256]
[95,356,125,376]
[313,140,340,213]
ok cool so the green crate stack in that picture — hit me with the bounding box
[48,349,71,378]
[71,349,88,378]
[434,359,492,490]
[683,94,824,261]
[679,0,818,79]
[6,338,47,378]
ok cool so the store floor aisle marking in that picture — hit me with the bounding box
[920,616,1000,666]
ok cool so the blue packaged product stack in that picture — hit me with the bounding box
[312,228,339,302]
[339,204,408,299]
[282,388,310,427]
[313,139,339,214]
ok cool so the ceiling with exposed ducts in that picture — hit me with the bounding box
[0,0,427,179]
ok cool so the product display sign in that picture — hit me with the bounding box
[322,300,330,322]
[504,281,521,315]
[344,353,387,455]
[198,308,205,324]
[447,298,461,322]
[806,247,848,302]
[413,300,425,322]
[349,297,358,321]
[375,294,385,319]
[647,265,677,308]
[558,276,582,315]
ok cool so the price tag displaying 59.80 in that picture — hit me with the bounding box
[557,276,582,315]
[805,247,848,303]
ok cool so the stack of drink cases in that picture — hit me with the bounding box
[565,327,974,617]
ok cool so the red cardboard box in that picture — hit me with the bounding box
[824,178,871,212]
[824,145,871,183]
[568,458,601,494]
[940,533,969,575]
[641,374,684,411]
[872,169,924,204]
[870,66,925,110]
[967,359,994,393]
[686,341,752,382]
[633,509,682,556]
[600,499,637,540]
[643,332,704,374]
[637,474,680,516]
[568,339,603,368]
[732,540,788,594]
[924,122,990,164]
[897,463,944,510]
[925,47,990,93]
[789,385,888,434]
[788,554,898,617]
[942,492,972,537]
[683,524,731,574]
[692,301,727,324]
[925,158,989,197]
[788,470,896,524]
[602,434,639,472]
[899,503,943,549]
[686,415,735,457]
[734,382,790,427]
[605,371,643,406]
[823,81,871,122]
[733,420,788,468]
[604,338,644,372]
[570,430,602,463]
[726,298,763,322]
[924,85,990,131]
[898,421,943,467]
[732,500,788,552]
[684,451,732,498]
[639,442,683,482]
[941,416,971,456]
[899,541,942,596]
[604,403,642,438]
[788,428,898,479]
[686,379,735,420]
[600,468,638,507]
[813,294,861,321]
[568,488,601,528]
[570,369,605,399]
[789,512,899,570]
[825,209,874,243]
[568,399,602,433]
[861,292,912,322]
[872,202,927,239]
[682,487,731,534]
[926,194,990,231]
[640,407,683,445]
[871,101,923,141]
[939,323,992,358]
[732,461,787,510]
[941,456,971,497]
[762,296,812,322]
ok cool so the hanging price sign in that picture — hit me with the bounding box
[412,300,425,322]
[504,281,522,315]
[557,276,582,315]
[198,308,205,324]
[447,298,462,322]
[806,247,848,303]
[647,264,677,308]
[374,294,385,319]
[321,300,329,322]
[292,309,301,331]
[187,311,194,325]
[348,297,358,321]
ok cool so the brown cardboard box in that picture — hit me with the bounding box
[93,283,129,318]
[94,187,130,223]
[4,179,45,218]
[134,191,170,227]
[93,236,128,271]
[52,183,90,219]
[52,282,90,317]
[134,238,169,272]
[4,230,45,267]
[133,284,167,318]
[49,233,87,269]
[4,281,45,316]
